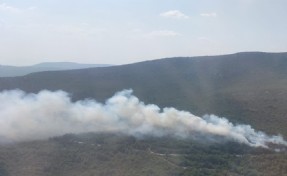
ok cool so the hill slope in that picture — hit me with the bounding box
[0,133,286,176]
[0,62,111,77]
[0,52,287,136]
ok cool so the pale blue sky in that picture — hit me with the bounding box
[0,0,287,65]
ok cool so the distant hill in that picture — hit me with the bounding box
[0,62,112,77]
[1,52,287,137]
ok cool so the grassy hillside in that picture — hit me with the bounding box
[0,52,287,137]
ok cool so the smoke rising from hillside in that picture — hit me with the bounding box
[0,89,286,148]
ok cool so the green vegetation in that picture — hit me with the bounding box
[0,133,286,176]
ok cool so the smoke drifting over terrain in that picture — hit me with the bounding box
[0,89,286,148]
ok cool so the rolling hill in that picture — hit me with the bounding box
[0,52,287,136]
[0,62,111,77]
[1,52,287,176]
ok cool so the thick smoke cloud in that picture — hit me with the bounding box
[0,89,286,148]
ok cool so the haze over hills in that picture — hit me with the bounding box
[0,52,287,137]
[0,62,112,77]
[1,52,287,176]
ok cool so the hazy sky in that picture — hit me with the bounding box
[0,0,287,66]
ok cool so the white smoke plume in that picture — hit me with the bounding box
[0,89,286,148]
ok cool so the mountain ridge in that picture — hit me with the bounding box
[1,52,287,136]
[0,62,112,77]
[1,52,287,176]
